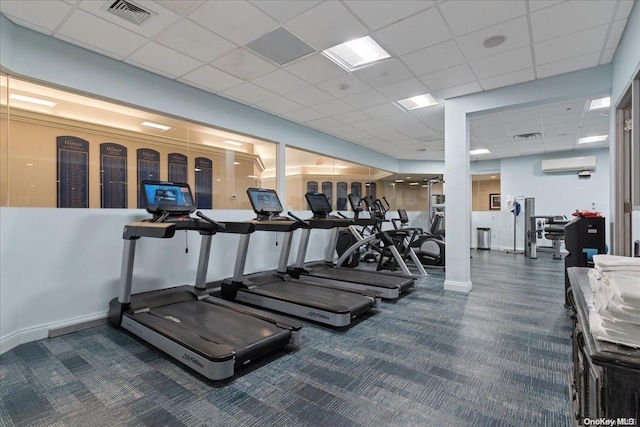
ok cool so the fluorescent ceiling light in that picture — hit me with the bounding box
[470,149,491,156]
[578,135,608,144]
[589,97,610,110]
[141,121,171,131]
[395,93,439,111]
[409,182,419,186]
[322,36,390,72]
[224,140,243,146]
[395,179,404,183]
[9,94,57,107]
[247,175,258,179]
[234,162,241,165]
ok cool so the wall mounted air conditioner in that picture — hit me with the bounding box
[541,156,596,173]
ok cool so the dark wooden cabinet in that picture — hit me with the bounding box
[567,268,640,423]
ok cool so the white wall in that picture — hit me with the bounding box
[0,207,331,353]
[498,148,610,251]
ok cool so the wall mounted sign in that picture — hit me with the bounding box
[56,136,89,208]
[137,148,160,208]
[194,157,213,209]
[168,153,188,183]
[100,143,128,208]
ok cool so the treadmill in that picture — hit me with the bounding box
[109,181,301,381]
[220,188,379,327]
[288,192,415,299]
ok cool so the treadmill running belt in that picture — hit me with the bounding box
[307,267,413,290]
[131,300,291,362]
[242,279,372,314]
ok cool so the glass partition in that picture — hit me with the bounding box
[283,146,393,211]
[1,76,275,209]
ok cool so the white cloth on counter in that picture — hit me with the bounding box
[593,254,640,272]
[586,263,640,348]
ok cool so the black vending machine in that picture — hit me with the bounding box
[563,216,606,306]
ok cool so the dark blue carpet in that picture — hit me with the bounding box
[0,250,571,426]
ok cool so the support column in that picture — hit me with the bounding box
[444,102,472,293]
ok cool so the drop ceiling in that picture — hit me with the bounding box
[1,0,633,160]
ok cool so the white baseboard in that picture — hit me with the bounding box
[0,311,108,354]
[444,280,472,293]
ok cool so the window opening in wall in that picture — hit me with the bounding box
[1,76,275,209]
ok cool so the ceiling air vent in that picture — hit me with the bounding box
[513,132,542,141]
[107,0,151,25]
[246,27,315,65]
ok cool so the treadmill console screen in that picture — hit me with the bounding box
[142,181,196,215]
[305,192,332,214]
[247,188,283,215]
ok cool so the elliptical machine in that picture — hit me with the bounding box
[389,204,445,268]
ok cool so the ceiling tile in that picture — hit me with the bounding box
[479,67,534,90]
[312,99,355,115]
[600,48,616,65]
[306,116,344,129]
[78,1,181,38]
[471,124,508,139]
[286,2,368,50]
[420,63,476,90]
[470,46,533,80]
[377,78,429,100]
[470,114,502,127]
[316,74,371,98]
[188,1,278,45]
[155,1,202,15]
[179,65,244,93]
[332,110,372,124]
[222,83,276,104]
[374,8,452,56]
[409,104,445,124]
[438,0,526,36]
[56,9,148,58]
[434,81,482,99]
[55,34,125,61]
[615,0,636,20]
[250,0,322,23]
[530,0,616,43]
[342,90,390,109]
[127,42,203,78]
[380,113,424,128]
[606,18,627,50]
[357,136,387,146]
[211,48,278,81]
[282,108,325,122]
[155,19,236,63]
[351,118,389,131]
[528,1,564,13]
[1,0,71,32]
[401,40,466,75]
[362,103,407,118]
[535,25,608,65]
[345,0,434,31]
[456,16,531,62]
[536,52,600,79]
[543,122,581,137]
[284,86,335,106]
[254,96,303,114]
[284,53,347,84]
[251,69,309,94]
[353,59,415,88]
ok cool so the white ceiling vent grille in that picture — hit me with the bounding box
[107,0,151,25]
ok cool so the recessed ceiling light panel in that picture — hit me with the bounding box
[322,36,390,72]
[141,121,170,131]
[578,135,608,144]
[469,149,491,156]
[395,93,439,111]
[588,97,610,110]
[224,140,243,146]
[9,94,57,107]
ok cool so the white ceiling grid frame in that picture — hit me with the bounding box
[154,18,236,63]
[0,0,72,33]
